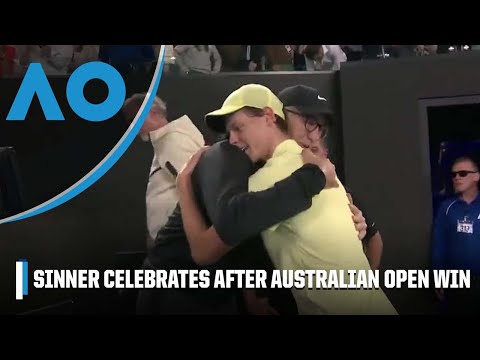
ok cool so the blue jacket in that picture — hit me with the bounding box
[432,194,480,275]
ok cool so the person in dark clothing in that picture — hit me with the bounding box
[98,45,156,76]
[136,140,333,314]
[236,45,266,72]
[362,45,384,59]
[166,86,370,315]
[175,84,377,314]
[286,45,307,71]
[432,156,480,315]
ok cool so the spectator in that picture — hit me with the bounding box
[362,45,384,59]
[303,45,323,71]
[432,155,480,314]
[0,45,17,78]
[389,45,418,58]
[18,45,74,75]
[41,45,74,75]
[18,45,42,70]
[287,45,307,71]
[342,45,363,61]
[68,45,99,73]
[99,45,155,76]
[174,45,222,74]
[303,45,347,71]
[264,45,293,71]
[235,45,266,72]
[122,93,205,248]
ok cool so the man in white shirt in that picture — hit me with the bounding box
[123,93,205,248]
[304,45,347,71]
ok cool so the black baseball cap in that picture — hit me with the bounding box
[277,85,334,125]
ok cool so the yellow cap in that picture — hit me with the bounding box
[204,84,285,133]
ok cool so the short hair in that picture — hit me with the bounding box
[122,93,167,123]
[452,156,479,171]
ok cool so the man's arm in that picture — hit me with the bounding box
[210,46,222,73]
[178,174,229,265]
[363,232,383,271]
[202,145,325,246]
[324,45,347,70]
[346,188,382,269]
[177,142,325,265]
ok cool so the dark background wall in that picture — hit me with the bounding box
[1,53,479,314]
[340,52,480,314]
[0,74,155,314]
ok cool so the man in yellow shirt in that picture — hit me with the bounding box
[204,84,397,315]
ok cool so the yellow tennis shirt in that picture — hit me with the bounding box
[249,139,397,315]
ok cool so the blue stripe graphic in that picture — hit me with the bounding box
[22,260,28,295]
[0,46,166,224]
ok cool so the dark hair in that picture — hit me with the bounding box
[236,106,288,133]
[304,45,323,60]
[453,156,479,171]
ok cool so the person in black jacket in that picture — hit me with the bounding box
[136,140,336,314]
[236,45,266,72]
[172,84,373,314]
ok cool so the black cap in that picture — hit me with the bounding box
[278,85,334,125]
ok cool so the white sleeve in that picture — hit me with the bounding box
[210,45,222,73]
[324,45,347,70]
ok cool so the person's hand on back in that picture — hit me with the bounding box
[301,148,338,188]
[177,146,209,189]
[346,193,367,241]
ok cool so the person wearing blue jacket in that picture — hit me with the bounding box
[432,155,480,314]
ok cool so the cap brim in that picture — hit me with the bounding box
[205,105,243,133]
[296,105,334,125]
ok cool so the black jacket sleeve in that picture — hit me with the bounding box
[192,141,325,247]
[250,45,266,65]
[345,186,379,242]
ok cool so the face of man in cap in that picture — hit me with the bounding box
[226,107,281,163]
[284,107,329,153]
[277,85,331,154]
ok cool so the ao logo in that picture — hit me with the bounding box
[6,62,126,122]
